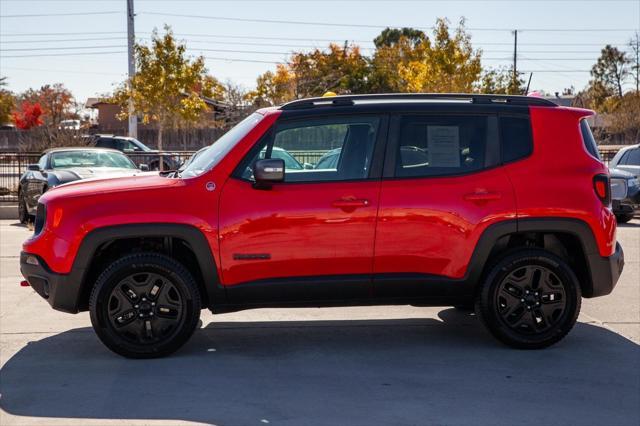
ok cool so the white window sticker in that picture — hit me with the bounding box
[427,126,460,167]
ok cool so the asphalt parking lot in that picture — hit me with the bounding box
[1,218,638,426]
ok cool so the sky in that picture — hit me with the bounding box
[1,0,639,103]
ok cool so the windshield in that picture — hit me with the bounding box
[181,112,264,178]
[50,150,137,169]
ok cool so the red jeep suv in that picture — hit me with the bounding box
[20,94,624,358]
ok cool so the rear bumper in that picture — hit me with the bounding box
[585,242,624,298]
[20,252,83,313]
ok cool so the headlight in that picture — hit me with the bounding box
[610,178,627,200]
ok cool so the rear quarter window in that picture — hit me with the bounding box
[500,116,533,163]
[580,119,601,160]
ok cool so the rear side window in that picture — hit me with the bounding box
[622,148,640,165]
[500,116,532,163]
[394,115,488,177]
[580,119,601,160]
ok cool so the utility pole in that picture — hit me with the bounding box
[127,0,137,139]
[512,29,518,93]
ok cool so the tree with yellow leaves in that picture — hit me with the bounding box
[111,26,223,152]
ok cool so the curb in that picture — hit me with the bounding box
[0,203,18,220]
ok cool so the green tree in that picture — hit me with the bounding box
[0,77,15,126]
[374,27,426,48]
[111,26,222,153]
[591,45,630,98]
[478,66,526,94]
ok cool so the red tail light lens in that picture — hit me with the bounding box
[593,174,611,206]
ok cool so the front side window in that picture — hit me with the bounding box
[240,116,380,183]
[394,115,488,177]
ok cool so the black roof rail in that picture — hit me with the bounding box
[280,93,558,110]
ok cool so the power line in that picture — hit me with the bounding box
[0,31,124,37]
[1,66,123,76]
[1,11,122,18]
[1,51,126,58]
[0,45,125,52]
[140,11,639,32]
[0,37,127,44]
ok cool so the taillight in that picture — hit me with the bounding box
[593,174,611,206]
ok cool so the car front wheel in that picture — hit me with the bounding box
[89,253,201,358]
[18,191,30,224]
[476,249,581,349]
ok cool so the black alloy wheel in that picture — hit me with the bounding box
[495,265,567,334]
[476,249,581,349]
[90,253,201,358]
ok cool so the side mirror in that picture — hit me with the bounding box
[253,158,284,189]
[139,164,149,172]
[27,164,40,171]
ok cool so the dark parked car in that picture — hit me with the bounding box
[610,167,640,223]
[609,144,640,178]
[18,147,146,223]
[86,134,181,171]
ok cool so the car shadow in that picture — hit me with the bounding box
[1,309,639,426]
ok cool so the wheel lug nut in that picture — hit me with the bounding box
[150,312,154,316]
[520,299,525,302]
[139,314,143,317]
[142,298,147,301]
[536,302,540,306]
[134,305,139,308]
[151,302,155,306]
[525,290,529,294]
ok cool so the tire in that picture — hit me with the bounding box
[616,213,634,224]
[89,253,201,358]
[18,191,30,224]
[454,304,474,311]
[475,249,581,349]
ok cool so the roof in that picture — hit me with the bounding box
[280,93,557,110]
[43,147,122,154]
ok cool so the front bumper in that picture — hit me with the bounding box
[20,252,83,313]
[585,242,624,298]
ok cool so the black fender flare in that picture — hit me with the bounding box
[74,223,224,310]
[466,217,604,298]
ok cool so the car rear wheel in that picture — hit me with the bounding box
[89,253,201,358]
[476,249,581,349]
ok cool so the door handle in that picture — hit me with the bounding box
[463,191,502,202]
[332,197,370,208]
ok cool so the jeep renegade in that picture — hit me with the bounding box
[20,94,625,358]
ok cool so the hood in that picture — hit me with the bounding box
[609,167,635,179]
[41,172,183,203]
[51,167,142,182]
